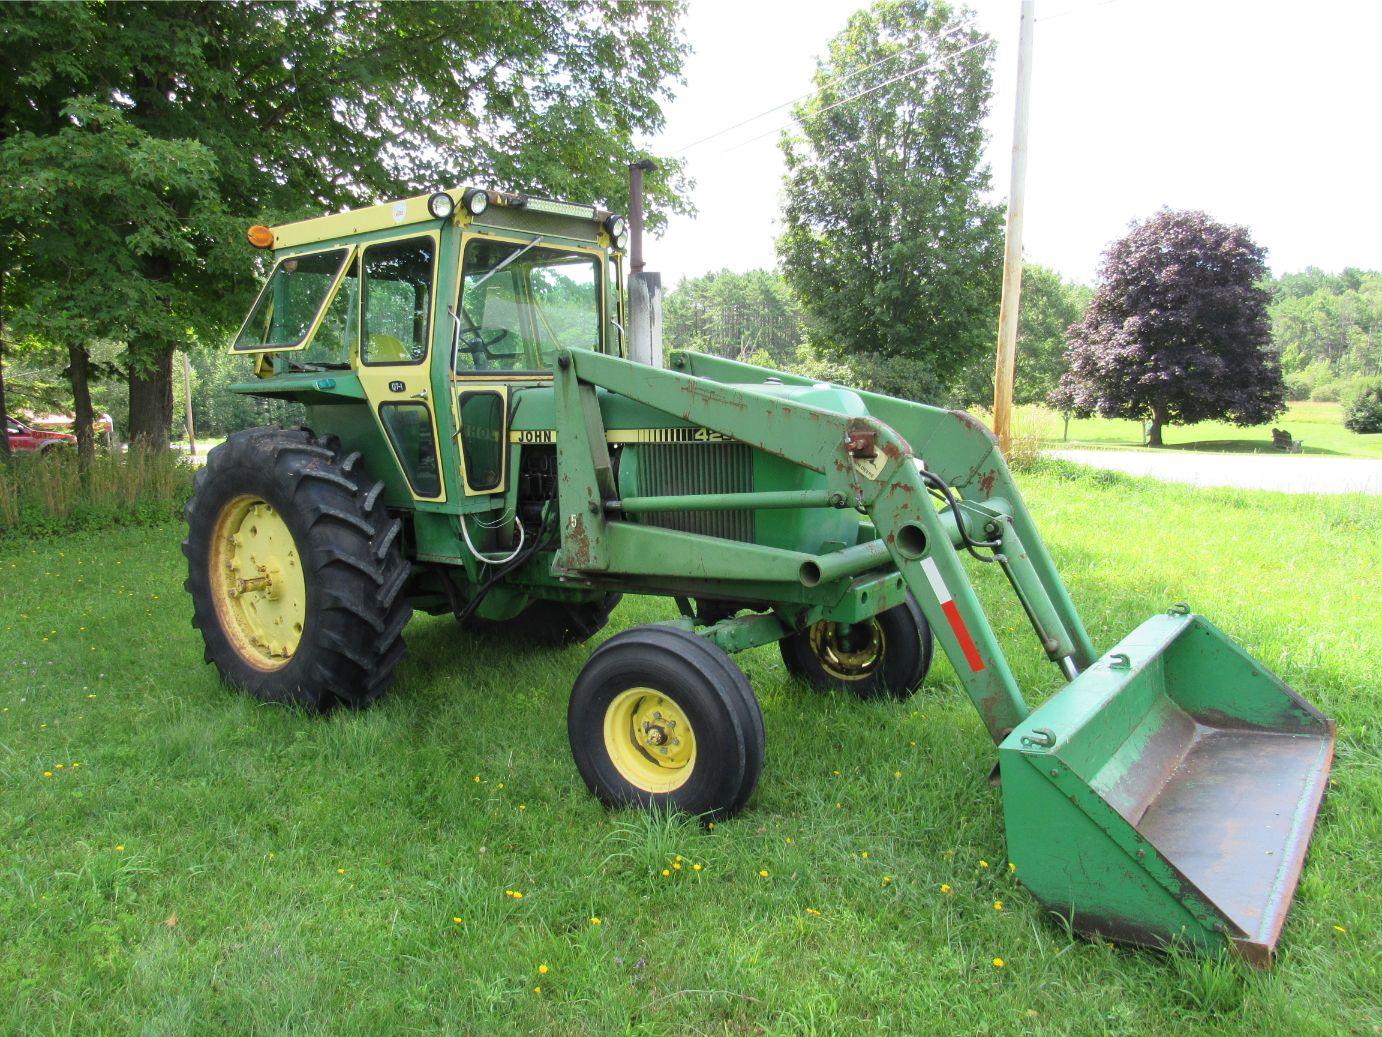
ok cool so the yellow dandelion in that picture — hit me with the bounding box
[116,845,124,852]
[832,769,841,776]
[759,869,769,878]
[43,771,52,778]
[882,875,892,885]
[675,855,683,862]
[992,957,1005,968]
[337,868,345,875]
[513,891,523,899]
[538,964,549,975]
[87,694,96,699]
[518,804,526,811]
[672,861,681,870]
[979,859,989,869]
[473,775,481,783]
[662,868,670,877]
[805,908,821,917]
[940,883,952,894]
[785,837,792,844]
[497,782,504,789]
[533,986,541,995]
[453,917,463,924]
[692,863,702,871]
[55,764,64,770]
[72,762,80,768]
[894,771,901,779]
[707,822,715,830]
[861,851,868,859]
[590,916,602,925]
[1008,862,1016,873]
[993,900,1003,911]
[836,802,843,809]
[1333,925,1347,933]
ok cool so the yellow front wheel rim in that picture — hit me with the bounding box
[603,688,697,793]
[809,620,886,681]
[209,495,306,670]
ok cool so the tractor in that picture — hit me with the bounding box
[184,186,1334,965]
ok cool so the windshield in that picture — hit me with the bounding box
[455,238,601,373]
[233,247,351,351]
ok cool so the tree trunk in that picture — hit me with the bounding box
[128,345,175,449]
[0,267,10,460]
[1062,411,1070,442]
[68,343,95,463]
[1148,404,1168,447]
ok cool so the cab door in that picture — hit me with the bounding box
[353,232,446,502]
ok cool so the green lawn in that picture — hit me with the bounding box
[2,465,1377,1035]
[1015,401,1382,459]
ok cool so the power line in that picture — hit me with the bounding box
[720,35,992,155]
[670,17,979,157]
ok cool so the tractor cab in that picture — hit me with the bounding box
[228,187,626,511]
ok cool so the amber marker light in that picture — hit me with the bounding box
[247,225,274,249]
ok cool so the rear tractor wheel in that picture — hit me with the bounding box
[183,427,411,710]
[568,625,765,818]
[780,593,933,700]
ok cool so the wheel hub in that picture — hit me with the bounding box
[209,496,306,669]
[604,689,696,792]
[809,619,886,681]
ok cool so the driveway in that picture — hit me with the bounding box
[1046,449,1382,495]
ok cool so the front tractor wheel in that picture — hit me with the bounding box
[568,625,765,818]
[780,593,933,700]
[183,427,411,710]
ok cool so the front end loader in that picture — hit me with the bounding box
[184,186,1334,964]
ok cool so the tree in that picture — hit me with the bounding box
[1052,209,1284,447]
[1,2,690,447]
[663,269,807,365]
[777,0,1002,399]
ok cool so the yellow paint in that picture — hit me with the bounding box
[269,191,460,250]
[231,246,357,355]
[602,687,697,794]
[209,496,306,669]
[809,620,886,681]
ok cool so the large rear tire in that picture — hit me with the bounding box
[780,593,933,700]
[183,426,410,710]
[568,625,764,818]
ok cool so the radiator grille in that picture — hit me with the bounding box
[634,442,755,543]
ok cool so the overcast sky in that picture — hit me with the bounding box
[641,0,1382,287]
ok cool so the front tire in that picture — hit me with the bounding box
[780,593,933,700]
[568,625,765,818]
[183,427,410,710]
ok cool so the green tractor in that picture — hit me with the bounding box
[185,186,1334,964]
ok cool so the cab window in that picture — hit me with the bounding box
[362,237,436,365]
[456,238,601,373]
[233,247,350,351]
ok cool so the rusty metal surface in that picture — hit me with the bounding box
[1134,721,1336,960]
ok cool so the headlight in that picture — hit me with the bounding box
[461,188,489,216]
[615,229,630,250]
[604,214,627,240]
[428,192,456,219]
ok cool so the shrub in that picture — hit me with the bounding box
[0,447,194,538]
[1283,371,1314,401]
[1342,378,1382,434]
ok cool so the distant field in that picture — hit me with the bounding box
[1,464,1377,1034]
[1012,401,1382,459]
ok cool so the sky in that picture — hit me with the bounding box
[640,0,1382,288]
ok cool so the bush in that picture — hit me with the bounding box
[1342,378,1382,434]
[0,447,194,538]
[1283,371,1314,401]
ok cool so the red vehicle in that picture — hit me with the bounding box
[4,415,77,454]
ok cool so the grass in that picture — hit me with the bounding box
[0,448,194,538]
[1,464,1377,1035]
[1017,401,1382,459]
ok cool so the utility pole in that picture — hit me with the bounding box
[992,0,1035,456]
[181,350,197,457]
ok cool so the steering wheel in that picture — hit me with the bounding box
[459,326,512,357]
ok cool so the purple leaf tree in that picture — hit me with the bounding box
[1050,209,1284,446]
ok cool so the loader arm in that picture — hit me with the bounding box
[552,346,1083,744]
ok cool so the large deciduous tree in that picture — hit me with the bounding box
[0,1,689,447]
[1052,209,1284,446]
[777,0,1002,399]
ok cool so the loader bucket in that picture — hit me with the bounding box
[1000,612,1334,965]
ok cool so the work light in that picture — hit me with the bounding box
[428,192,456,219]
[461,189,489,217]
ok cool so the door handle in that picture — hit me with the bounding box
[411,389,429,400]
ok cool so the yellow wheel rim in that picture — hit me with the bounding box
[602,687,697,793]
[208,495,306,670]
[809,620,885,682]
